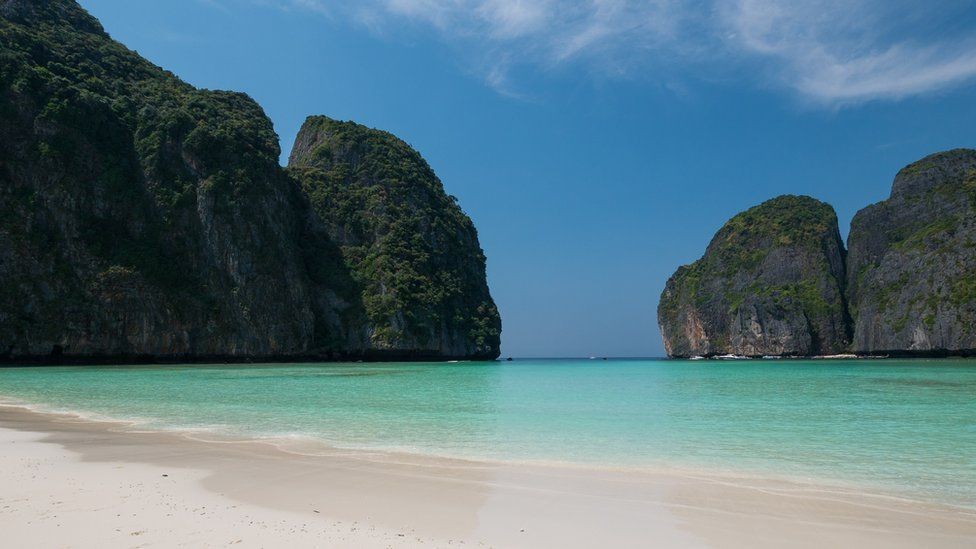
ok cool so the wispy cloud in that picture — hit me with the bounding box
[277,0,976,105]
[723,0,976,104]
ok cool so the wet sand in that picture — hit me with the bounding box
[1,405,974,548]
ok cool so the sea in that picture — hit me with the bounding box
[1,358,974,508]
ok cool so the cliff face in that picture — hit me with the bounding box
[847,150,976,355]
[658,151,976,359]
[0,1,499,361]
[658,196,851,357]
[288,117,501,359]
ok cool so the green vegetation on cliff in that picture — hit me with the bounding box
[0,0,354,357]
[0,1,500,361]
[847,149,976,354]
[288,117,501,357]
[658,195,850,357]
[660,150,976,358]
[661,196,844,319]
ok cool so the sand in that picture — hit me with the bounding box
[1,405,974,548]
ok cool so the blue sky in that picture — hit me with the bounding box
[79,0,976,357]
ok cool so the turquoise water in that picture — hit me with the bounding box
[1,359,975,507]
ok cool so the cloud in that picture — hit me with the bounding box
[722,0,976,104]
[354,0,699,95]
[379,0,554,38]
[281,0,976,105]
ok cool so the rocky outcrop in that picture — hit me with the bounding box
[659,151,976,359]
[287,117,501,359]
[847,150,976,355]
[0,1,500,362]
[658,196,851,357]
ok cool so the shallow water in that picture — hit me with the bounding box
[1,358,974,507]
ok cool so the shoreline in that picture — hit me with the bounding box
[1,405,975,547]
[4,352,975,368]
[0,397,965,509]
[0,353,501,367]
[680,353,976,360]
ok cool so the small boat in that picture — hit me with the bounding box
[689,356,705,361]
[716,354,750,360]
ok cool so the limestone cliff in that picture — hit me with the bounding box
[288,117,501,359]
[658,196,851,357]
[0,0,500,362]
[847,150,976,355]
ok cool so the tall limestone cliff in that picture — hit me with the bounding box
[287,117,501,359]
[847,149,976,355]
[0,0,499,361]
[658,196,851,357]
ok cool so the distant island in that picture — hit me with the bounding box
[658,149,976,358]
[0,0,501,363]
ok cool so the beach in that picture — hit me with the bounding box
[2,404,975,548]
[5,3,976,548]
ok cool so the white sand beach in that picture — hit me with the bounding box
[2,405,975,548]
[0,407,976,548]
